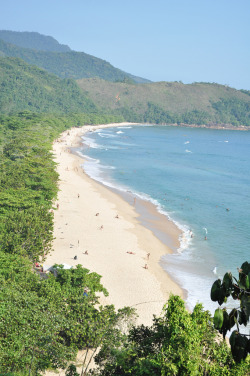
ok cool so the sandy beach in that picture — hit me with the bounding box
[46,122,183,327]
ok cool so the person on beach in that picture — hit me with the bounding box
[100,225,104,230]
[95,213,99,216]
[84,250,88,255]
[144,264,148,269]
[78,193,80,198]
[147,253,150,260]
[115,214,119,219]
[127,251,135,255]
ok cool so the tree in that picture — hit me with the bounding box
[92,295,249,375]
[211,261,250,362]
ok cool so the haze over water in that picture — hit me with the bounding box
[79,125,250,313]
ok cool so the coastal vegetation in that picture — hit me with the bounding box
[91,295,249,376]
[77,79,250,127]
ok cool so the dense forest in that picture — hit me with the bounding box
[0,57,99,114]
[0,30,249,374]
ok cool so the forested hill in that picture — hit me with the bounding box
[77,78,250,127]
[0,33,149,83]
[0,57,98,114]
[0,30,71,52]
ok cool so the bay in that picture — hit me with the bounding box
[79,125,250,314]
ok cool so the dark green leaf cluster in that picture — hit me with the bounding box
[92,295,249,375]
[0,252,121,375]
[211,262,250,362]
[211,98,250,126]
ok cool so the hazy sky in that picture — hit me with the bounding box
[1,0,249,89]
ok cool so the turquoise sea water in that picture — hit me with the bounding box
[79,125,250,313]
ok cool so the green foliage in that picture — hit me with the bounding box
[0,259,136,375]
[211,98,250,126]
[66,364,80,376]
[92,295,249,375]
[0,57,98,114]
[211,262,250,362]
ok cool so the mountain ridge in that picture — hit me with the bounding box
[0,30,71,52]
[0,31,150,84]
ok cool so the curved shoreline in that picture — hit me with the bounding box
[47,122,183,327]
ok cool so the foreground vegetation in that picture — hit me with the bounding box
[0,113,249,375]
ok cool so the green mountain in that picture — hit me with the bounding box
[77,78,250,127]
[0,57,98,114]
[0,32,150,83]
[0,30,249,127]
[0,30,71,52]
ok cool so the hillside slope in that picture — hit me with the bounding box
[0,57,97,114]
[0,30,71,52]
[0,34,150,83]
[78,78,250,126]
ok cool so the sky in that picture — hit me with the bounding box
[1,0,249,90]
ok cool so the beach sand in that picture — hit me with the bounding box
[46,123,183,326]
[44,122,184,375]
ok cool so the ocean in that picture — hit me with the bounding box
[78,124,250,315]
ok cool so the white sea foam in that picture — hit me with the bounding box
[98,132,117,138]
[81,135,104,149]
[184,141,190,144]
[80,153,191,255]
[116,131,124,134]
[185,149,192,153]
[77,152,100,164]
